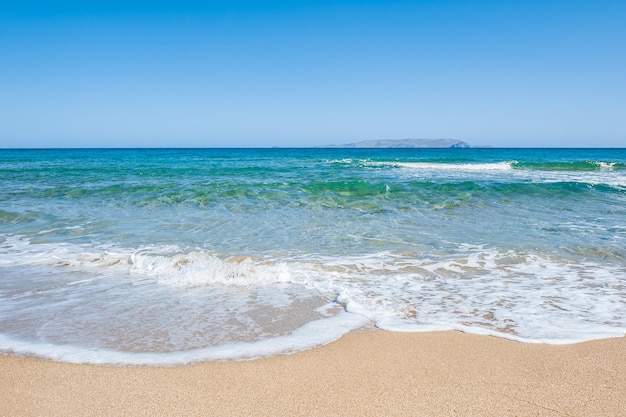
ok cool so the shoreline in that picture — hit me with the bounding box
[2,330,625,416]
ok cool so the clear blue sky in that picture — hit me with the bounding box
[1,0,624,148]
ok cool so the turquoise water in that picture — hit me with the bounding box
[1,148,625,364]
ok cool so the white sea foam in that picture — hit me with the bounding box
[599,161,617,171]
[331,157,626,189]
[391,161,515,172]
[0,237,292,288]
[1,237,625,364]
[130,251,293,288]
[325,158,356,164]
[538,169,625,189]
[0,313,368,365]
[371,159,626,189]
[300,248,626,344]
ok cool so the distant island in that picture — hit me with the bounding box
[320,138,471,149]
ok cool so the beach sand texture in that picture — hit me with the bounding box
[2,330,624,416]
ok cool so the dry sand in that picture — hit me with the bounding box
[2,330,625,416]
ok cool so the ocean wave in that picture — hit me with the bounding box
[135,252,293,288]
[512,160,626,171]
[0,237,293,288]
[325,156,626,173]
[374,161,516,172]
[382,161,626,190]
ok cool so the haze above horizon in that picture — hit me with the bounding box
[1,1,625,148]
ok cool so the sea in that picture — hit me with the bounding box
[1,148,625,365]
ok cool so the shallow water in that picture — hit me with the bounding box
[1,148,625,364]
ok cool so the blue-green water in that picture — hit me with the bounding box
[1,148,625,364]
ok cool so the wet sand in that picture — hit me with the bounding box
[2,330,625,416]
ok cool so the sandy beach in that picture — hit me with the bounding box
[2,330,624,416]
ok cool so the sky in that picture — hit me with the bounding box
[1,0,625,148]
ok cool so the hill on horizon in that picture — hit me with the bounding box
[320,138,471,148]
